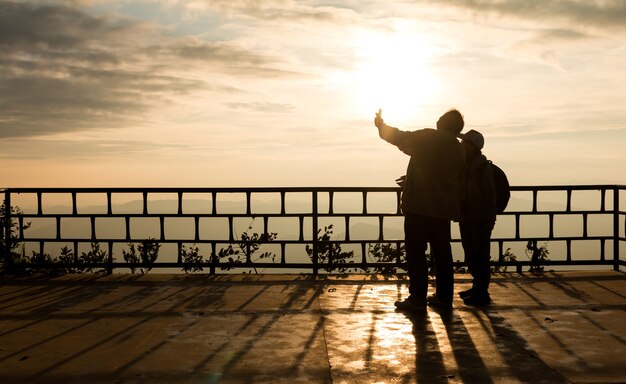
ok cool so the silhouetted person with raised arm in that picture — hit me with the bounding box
[457,130,497,306]
[374,109,465,309]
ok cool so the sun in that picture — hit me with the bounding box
[351,31,441,122]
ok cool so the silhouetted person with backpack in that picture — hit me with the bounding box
[457,130,497,306]
[374,109,465,310]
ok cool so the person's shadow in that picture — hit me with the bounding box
[402,305,570,383]
[401,307,494,383]
[400,308,450,382]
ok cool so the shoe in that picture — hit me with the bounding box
[463,292,491,306]
[394,295,427,311]
[427,294,452,308]
[458,287,474,299]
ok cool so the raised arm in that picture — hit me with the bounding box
[374,110,422,154]
[374,109,402,145]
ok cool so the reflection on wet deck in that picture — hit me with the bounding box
[0,271,624,383]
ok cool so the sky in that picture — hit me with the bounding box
[1,0,625,188]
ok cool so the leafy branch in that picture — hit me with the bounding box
[306,224,355,273]
[527,241,550,273]
[122,239,160,274]
[367,242,404,274]
[492,248,517,273]
[181,244,204,274]
[79,242,109,274]
[0,201,31,270]
[212,218,278,273]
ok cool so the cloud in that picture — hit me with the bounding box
[501,28,592,67]
[0,1,298,139]
[419,1,622,68]
[0,137,157,160]
[226,101,295,113]
[424,0,626,31]
[147,40,304,78]
[172,0,353,22]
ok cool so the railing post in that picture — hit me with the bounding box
[3,190,12,270]
[210,242,216,275]
[312,191,318,275]
[107,242,113,275]
[614,186,620,271]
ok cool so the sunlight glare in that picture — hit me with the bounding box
[352,31,440,122]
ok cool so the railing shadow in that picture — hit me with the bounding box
[467,307,569,383]
[0,275,329,383]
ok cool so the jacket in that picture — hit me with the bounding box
[378,125,465,220]
[460,154,497,221]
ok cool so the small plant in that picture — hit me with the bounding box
[214,218,278,273]
[306,224,355,273]
[79,242,108,274]
[123,239,160,274]
[367,242,405,274]
[10,244,29,270]
[213,244,241,271]
[29,250,66,275]
[527,241,549,273]
[122,244,140,273]
[0,201,32,270]
[57,246,78,274]
[366,242,436,275]
[238,230,277,273]
[30,251,53,266]
[181,244,204,274]
[492,247,517,273]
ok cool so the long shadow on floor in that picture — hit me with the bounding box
[402,309,450,383]
[402,304,570,384]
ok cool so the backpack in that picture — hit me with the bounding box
[485,160,510,213]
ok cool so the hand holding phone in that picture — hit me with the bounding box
[374,108,384,128]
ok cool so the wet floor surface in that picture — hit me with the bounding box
[0,271,624,383]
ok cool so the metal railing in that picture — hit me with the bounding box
[2,185,625,274]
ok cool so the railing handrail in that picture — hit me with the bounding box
[2,184,625,192]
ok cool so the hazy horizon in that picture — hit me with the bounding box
[1,1,625,188]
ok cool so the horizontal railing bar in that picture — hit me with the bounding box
[316,260,616,267]
[509,185,625,191]
[13,210,619,218]
[3,185,624,193]
[19,262,318,269]
[3,187,400,194]
[12,213,402,218]
[500,210,615,215]
[17,236,616,243]
[19,259,616,271]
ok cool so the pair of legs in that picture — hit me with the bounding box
[459,219,495,297]
[404,212,454,303]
